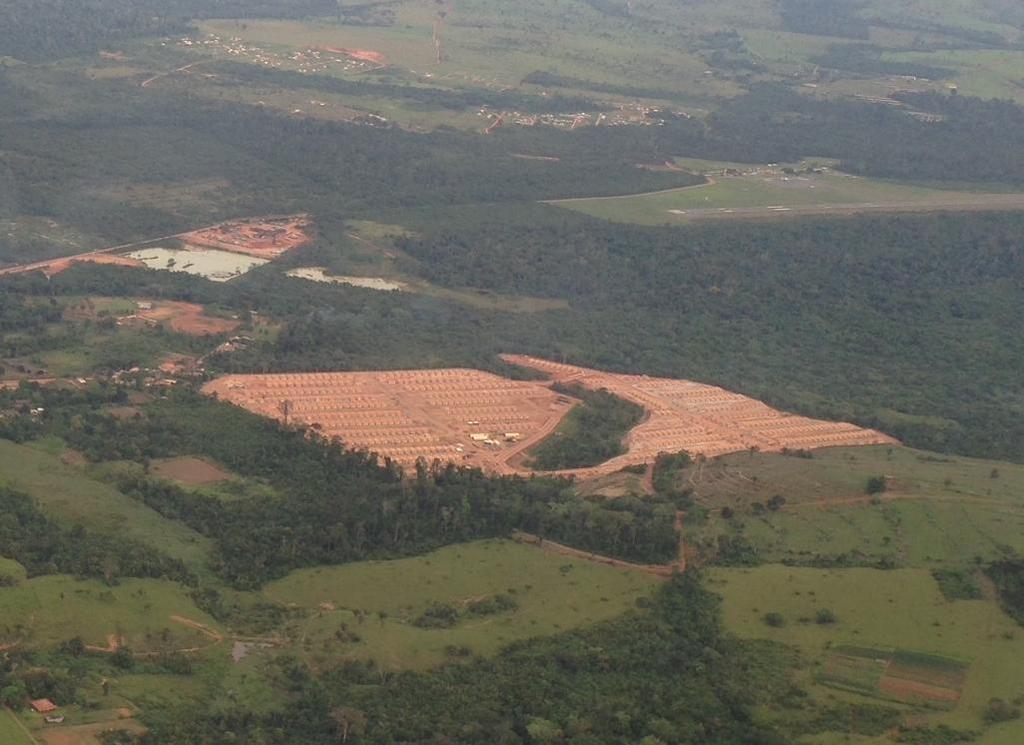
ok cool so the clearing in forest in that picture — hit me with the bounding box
[501,355,897,478]
[119,300,240,336]
[203,368,577,473]
[150,456,233,487]
[205,357,894,476]
[547,167,1024,225]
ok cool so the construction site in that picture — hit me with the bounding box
[181,216,311,259]
[203,368,577,473]
[204,357,897,478]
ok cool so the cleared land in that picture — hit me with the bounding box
[503,356,896,478]
[711,566,1024,739]
[205,358,894,476]
[0,216,310,280]
[203,367,577,472]
[820,645,967,707]
[120,300,240,336]
[547,169,1024,225]
[150,456,232,487]
[264,538,659,671]
[181,216,310,260]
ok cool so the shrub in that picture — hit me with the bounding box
[984,698,1021,724]
[763,612,785,627]
[413,602,460,629]
[815,608,838,625]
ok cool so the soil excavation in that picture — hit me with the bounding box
[204,356,895,477]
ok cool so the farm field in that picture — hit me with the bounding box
[264,539,659,671]
[711,566,1024,742]
[0,440,213,573]
[547,170,1024,225]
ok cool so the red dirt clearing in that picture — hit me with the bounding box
[204,368,576,473]
[182,216,311,259]
[322,47,387,66]
[204,357,895,477]
[125,300,240,336]
[151,456,232,486]
[42,253,145,278]
[877,675,961,704]
[501,355,897,478]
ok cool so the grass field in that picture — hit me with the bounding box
[684,446,1024,567]
[547,170,1024,225]
[0,708,34,745]
[0,575,219,651]
[711,566,1024,742]
[264,538,658,670]
[0,440,213,574]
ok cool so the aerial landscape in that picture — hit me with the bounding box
[1,1,1024,743]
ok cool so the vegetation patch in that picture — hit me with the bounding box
[820,645,968,708]
[527,383,644,471]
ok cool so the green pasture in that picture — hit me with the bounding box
[687,446,1024,567]
[711,566,1024,741]
[265,538,658,670]
[0,440,214,573]
[0,575,219,650]
[0,708,33,745]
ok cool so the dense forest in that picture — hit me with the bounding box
[6,202,1022,464]
[528,384,645,471]
[0,386,680,585]
[0,485,192,583]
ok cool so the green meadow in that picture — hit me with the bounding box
[711,566,1024,743]
[265,538,659,670]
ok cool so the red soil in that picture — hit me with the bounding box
[322,47,387,66]
[129,301,240,336]
[151,456,232,487]
[182,216,311,260]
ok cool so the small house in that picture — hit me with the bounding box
[31,699,58,714]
